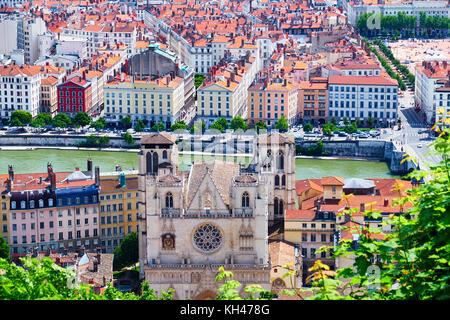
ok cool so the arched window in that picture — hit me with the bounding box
[30,200,35,208]
[277,151,284,170]
[274,198,284,217]
[39,199,44,208]
[274,175,280,186]
[152,152,159,173]
[282,175,286,186]
[146,152,152,174]
[165,192,173,208]
[242,192,250,208]
[162,150,168,160]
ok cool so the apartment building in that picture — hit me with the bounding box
[197,56,259,127]
[40,76,59,116]
[61,23,137,58]
[247,79,299,126]
[0,64,42,118]
[99,173,139,253]
[298,78,328,125]
[57,75,93,116]
[17,17,47,64]
[344,0,450,26]
[415,61,450,124]
[4,163,101,256]
[103,72,185,128]
[328,75,399,124]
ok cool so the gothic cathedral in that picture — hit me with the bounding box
[137,132,295,299]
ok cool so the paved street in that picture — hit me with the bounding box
[395,90,442,170]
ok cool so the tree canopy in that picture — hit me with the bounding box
[275,115,289,132]
[113,232,139,271]
[230,116,248,132]
[72,112,91,127]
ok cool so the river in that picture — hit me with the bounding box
[0,149,400,179]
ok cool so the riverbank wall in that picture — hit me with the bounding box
[296,139,415,175]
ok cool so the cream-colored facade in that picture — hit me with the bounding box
[138,132,296,299]
[40,76,59,116]
[104,74,185,128]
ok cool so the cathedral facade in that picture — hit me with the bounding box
[137,132,295,299]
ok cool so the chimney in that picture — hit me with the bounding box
[87,158,93,173]
[8,165,13,182]
[119,173,126,188]
[96,247,101,265]
[50,172,56,191]
[95,166,100,187]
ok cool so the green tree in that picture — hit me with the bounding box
[343,122,358,134]
[230,116,248,132]
[72,112,91,127]
[10,111,32,126]
[170,120,188,131]
[322,122,337,136]
[134,119,146,132]
[343,116,350,126]
[0,237,9,261]
[216,117,229,131]
[303,122,313,132]
[123,132,134,145]
[151,120,165,132]
[190,121,205,133]
[30,117,46,128]
[98,136,110,147]
[194,73,206,88]
[275,115,289,132]
[120,116,132,129]
[0,256,173,300]
[53,113,71,128]
[113,232,139,271]
[90,118,106,130]
[209,121,224,132]
[255,121,267,132]
[10,117,23,127]
[35,113,53,126]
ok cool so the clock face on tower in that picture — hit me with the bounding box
[192,223,223,254]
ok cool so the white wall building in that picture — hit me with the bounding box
[415,61,450,124]
[0,64,42,118]
[328,75,399,124]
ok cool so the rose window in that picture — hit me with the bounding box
[193,224,222,253]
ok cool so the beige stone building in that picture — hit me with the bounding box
[137,132,297,299]
[40,76,59,116]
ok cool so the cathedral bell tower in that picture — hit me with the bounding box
[255,132,296,226]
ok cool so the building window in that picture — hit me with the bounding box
[242,192,250,208]
[165,192,173,208]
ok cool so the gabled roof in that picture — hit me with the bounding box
[140,133,175,145]
[321,176,345,186]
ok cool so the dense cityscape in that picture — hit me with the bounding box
[0,0,449,302]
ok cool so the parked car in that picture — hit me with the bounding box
[417,143,423,148]
[338,131,348,137]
